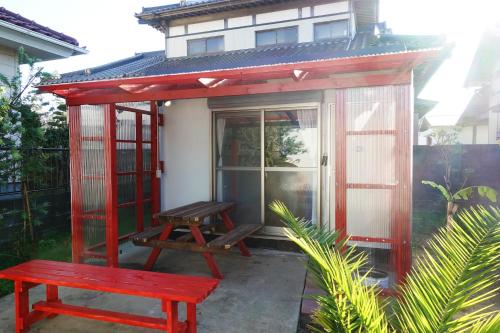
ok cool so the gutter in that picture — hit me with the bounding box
[0,20,88,56]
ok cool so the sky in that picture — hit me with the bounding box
[2,0,500,126]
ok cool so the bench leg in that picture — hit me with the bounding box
[162,300,179,333]
[219,211,251,257]
[14,281,29,333]
[190,226,223,279]
[46,285,60,319]
[186,303,197,333]
[145,224,174,271]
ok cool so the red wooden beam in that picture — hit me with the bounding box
[65,72,411,106]
[39,49,441,93]
[32,301,170,331]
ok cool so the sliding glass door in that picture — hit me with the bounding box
[214,112,261,225]
[215,108,319,232]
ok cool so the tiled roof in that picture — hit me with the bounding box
[42,33,445,85]
[0,7,79,46]
[140,0,284,16]
[140,1,221,14]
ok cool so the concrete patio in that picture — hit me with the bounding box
[0,242,307,333]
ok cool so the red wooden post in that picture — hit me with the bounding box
[393,84,412,282]
[334,89,347,241]
[190,226,223,279]
[162,300,179,333]
[14,281,29,333]
[220,211,251,257]
[144,224,174,271]
[136,112,144,232]
[150,101,160,226]
[104,104,119,267]
[68,106,84,263]
[186,303,197,333]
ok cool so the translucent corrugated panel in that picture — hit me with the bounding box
[346,189,392,239]
[343,86,400,288]
[142,114,151,142]
[346,86,396,131]
[346,135,396,185]
[116,142,136,172]
[116,110,136,141]
[77,105,106,250]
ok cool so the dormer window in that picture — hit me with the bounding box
[256,26,298,47]
[314,20,349,41]
[187,36,224,56]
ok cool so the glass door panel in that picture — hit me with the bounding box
[265,170,317,226]
[264,109,319,227]
[215,112,261,225]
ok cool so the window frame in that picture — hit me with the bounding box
[187,35,225,56]
[255,25,299,47]
[313,19,349,41]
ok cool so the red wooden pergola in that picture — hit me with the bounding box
[39,49,442,282]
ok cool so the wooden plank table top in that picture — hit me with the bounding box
[153,201,235,224]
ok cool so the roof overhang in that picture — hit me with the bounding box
[38,48,443,106]
[138,0,313,25]
[0,19,87,61]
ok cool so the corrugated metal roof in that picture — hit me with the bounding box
[42,33,445,85]
[0,7,80,46]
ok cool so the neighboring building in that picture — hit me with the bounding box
[39,0,449,286]
[0,6,87,79]
[456,89,490,144]
[461,25,500,144]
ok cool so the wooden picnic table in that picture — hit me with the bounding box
[132,201,262,279]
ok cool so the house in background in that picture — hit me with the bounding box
[0,7,86,195]
[0,6,87,79]
[38,0,449,288]
[459,25,500,144]
[456,89,490,144]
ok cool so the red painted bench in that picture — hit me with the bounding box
[0,260,219,333]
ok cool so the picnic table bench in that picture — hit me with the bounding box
[0,260,218,333]
[132,201,262,279]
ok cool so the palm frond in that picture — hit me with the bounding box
[269,201,339,247]
[270,200,389,333]
[469,313,500,333]
[392,206,500,333]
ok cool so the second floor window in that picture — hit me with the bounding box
[314,20,349,41]
[256,26,298,47]
[187,36,224,56]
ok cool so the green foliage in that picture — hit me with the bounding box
[422,180,497,203]
[265,125,307,167]
[0,47,63,243]
[270,201,388,333]
[270,201,500,333]
[422,180,452,201]
[44,102,68,148]
[393,206,500,333]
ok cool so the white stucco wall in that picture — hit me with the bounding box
[0,45,17,80]
[165,1,350,58]
[167,13,350,57]
[160,98,212,210]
